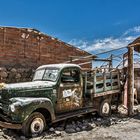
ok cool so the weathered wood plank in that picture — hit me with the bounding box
[127,46,134,116]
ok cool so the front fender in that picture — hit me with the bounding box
[9,97,55,123]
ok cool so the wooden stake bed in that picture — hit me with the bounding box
[83,68,121,98]
[94,89,120,97]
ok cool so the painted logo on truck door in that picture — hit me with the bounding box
[63,88,81,107]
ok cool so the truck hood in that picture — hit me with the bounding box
[4,81,55,90]
[0,81,56,101]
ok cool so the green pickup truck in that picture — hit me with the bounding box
[0,64,121,136]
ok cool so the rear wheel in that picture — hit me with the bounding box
[98,99,111,117]
[22,112,46,137]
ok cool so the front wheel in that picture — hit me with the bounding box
[98,99,111,117]
[22,112,46,137]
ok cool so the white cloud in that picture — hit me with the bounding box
[69,26,140,53]
[123,26,140,36]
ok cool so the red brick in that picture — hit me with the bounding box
[0,27,91,68]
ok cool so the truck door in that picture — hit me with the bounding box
[56,67,83,113]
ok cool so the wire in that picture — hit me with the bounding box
[95,46,127,55]
[65,46,128,63]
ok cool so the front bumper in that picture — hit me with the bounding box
[0,108,22,129]
[0,120,22,129]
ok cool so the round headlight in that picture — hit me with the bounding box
[9,104,15,112]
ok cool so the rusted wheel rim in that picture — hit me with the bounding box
[102,102,110,114]
[30,118,44,134]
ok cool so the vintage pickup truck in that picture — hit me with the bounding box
[0,64,121,136]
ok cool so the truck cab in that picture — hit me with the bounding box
[33,64,84,113]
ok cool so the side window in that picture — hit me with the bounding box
[61,68,80,83]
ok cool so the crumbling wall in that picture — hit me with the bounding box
[0,27,90,68]
[0,27,91,83]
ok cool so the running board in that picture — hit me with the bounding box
[53,107,96,123]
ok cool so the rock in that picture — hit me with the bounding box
[65,128,76,133]
[117,119,122,123]
[77,121,82,126]
[97,118,102,121]
[0,66,35,83]
[82,124,93,131]
[93,117,97,121]
[90,122,96,128]
[122,118,128,121]
[110,117,119,125]
[110,117,117,122]
[90,118,94,122]
[102,119,111,127]
[94,121,102,126]
[82,119,88,123]
[65,124,75,129]
[16,73,21,79]
[20,136,27,140]
[17,68,24,74]
[11,68,17,73]
[55,126,64,131]
[55,130,61,136]
[0,71,8,78]
[72,121,75,125]
[82,125,87,131]
[75,127,81,132]
[110,121,115,125]
[83,122,88,126]
[118,105,128,115]
[86,125,93,131]
[32,133,38,138]
[0,67,7,72]
[49,127,55,132]
[2,128,7,131]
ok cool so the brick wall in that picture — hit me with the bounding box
[0,27,91,68]
[0,27,91,83]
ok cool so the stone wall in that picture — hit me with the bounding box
[0,67,35,83]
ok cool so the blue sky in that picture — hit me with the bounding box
[0,0,140,56]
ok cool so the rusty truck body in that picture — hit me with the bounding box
[0,64,121,136]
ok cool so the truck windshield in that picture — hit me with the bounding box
[33,68,59,82]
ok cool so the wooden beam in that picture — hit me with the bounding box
[128,42,140,52]
[127,46,134,116]
[93,58,112,62]
[109,54,113,70]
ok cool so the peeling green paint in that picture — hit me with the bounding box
[0,80,57,123]
[0,64,80,125]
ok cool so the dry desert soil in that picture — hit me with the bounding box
[0,106,140,140]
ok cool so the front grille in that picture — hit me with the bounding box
[0,90,2,99]
[0,108,11,122]
[0,100,9,114]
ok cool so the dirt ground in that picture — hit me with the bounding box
[0,106,140,140]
